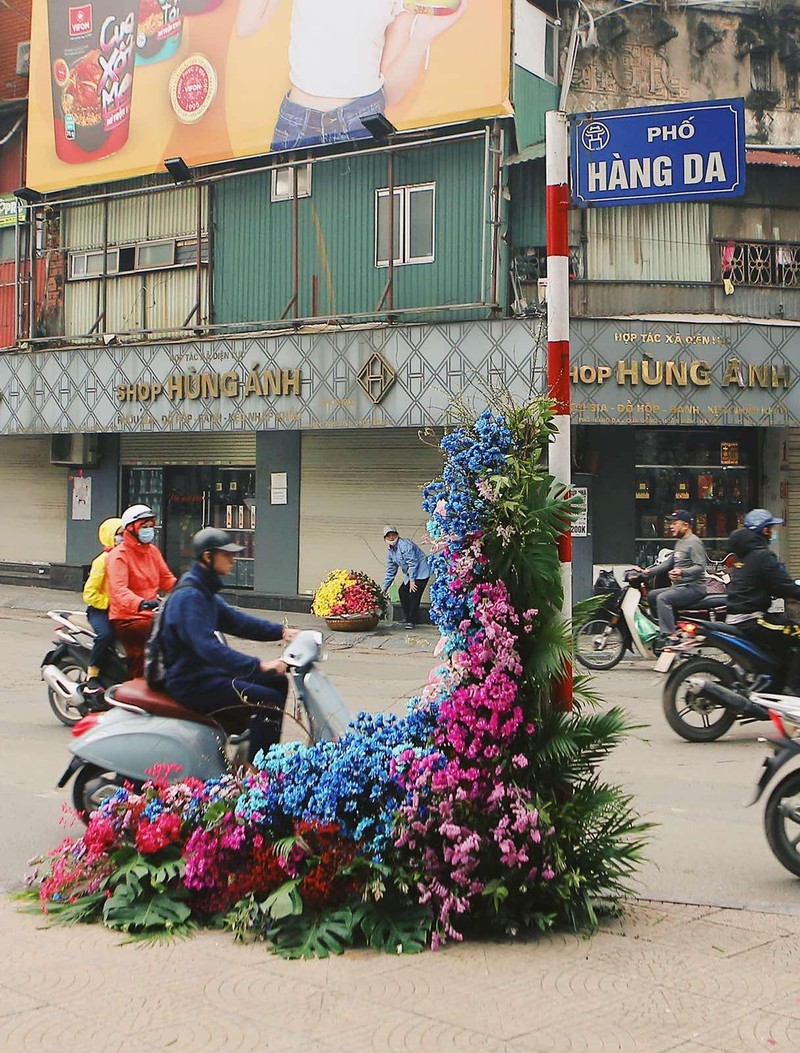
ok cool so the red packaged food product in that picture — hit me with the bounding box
[48,1,139,164]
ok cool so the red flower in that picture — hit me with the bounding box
[135,812,182,855]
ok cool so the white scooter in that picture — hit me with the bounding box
[57,631,351,818]
[575,552,730,671]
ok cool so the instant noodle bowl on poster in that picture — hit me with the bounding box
[47,0,139,164]
[136,0,183,64]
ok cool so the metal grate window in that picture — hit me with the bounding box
[717,238,800,288]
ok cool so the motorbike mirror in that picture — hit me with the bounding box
[282,629,322,668]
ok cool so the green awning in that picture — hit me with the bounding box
[504,142,547,166]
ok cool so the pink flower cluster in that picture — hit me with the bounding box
[395,570,552,943]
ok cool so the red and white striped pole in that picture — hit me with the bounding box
[545,109,573,711]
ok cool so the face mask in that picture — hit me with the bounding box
[114,534,123,546]
[770,531,778,546]
[138,527,155,544]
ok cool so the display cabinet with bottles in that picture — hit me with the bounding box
[634,428,758,564]
[208,469,256,588]
[124,468,164,548]
[122,465,256,587]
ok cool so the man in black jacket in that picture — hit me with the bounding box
[727,508,800,694]
[161,528,299,760]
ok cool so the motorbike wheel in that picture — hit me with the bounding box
[661,657,738,742]
[47,660,86,727]
[71,764,120,821]
[764,769,800,879]
[574,617,626,670]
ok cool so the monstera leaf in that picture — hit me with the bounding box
[354,900,432,955]
[268,907,357,959]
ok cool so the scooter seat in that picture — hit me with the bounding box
[685,595,728,612]
[64,611,94,634]
[112,678,217,727]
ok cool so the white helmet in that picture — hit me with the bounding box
[120,504,155,529]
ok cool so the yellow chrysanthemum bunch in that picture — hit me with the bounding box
[311,568,388,618]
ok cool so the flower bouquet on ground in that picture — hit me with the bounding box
[311,569,388,629]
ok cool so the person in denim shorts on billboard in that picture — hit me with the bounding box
[236,0,465,150]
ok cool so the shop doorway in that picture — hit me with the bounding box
[122,465,256,587]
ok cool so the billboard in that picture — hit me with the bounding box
[27,0,512,193]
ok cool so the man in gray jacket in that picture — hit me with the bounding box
[638,510,708,645]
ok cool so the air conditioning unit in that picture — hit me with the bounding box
[50,434,100,467]
[16,42,31,77]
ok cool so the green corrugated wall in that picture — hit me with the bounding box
[509,158,546,249]
[213,137,492,326]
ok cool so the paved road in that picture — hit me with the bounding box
[2,587,800,1051]
[1,589,798,912]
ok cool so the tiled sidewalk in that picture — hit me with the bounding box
[2,897,799,1052]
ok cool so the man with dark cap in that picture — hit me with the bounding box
[636,509,708,647]
[160,527,299,760]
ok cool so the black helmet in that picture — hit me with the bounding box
[192,527,244,559]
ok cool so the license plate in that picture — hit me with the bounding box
[654,650,676,673]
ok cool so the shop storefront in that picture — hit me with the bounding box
[0,320,539,597]
[570,317,798,588]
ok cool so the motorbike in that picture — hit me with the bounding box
[57,630,351,819]
[661,619,783,742]
[41,609,129,727]
[574,553,730,672]
[750,692,800,879]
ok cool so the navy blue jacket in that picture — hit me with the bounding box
[161,562,284,700]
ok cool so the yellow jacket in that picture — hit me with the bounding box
[82,517,123,610]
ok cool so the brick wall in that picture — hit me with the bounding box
[0,0,32,102]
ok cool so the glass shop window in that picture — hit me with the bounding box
[634,428,758,565]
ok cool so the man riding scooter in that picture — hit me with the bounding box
[635,509,708,652]
[159,528,300,760]
[726,508,800,695]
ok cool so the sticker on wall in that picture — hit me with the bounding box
[674,481,690,501]
[270,472,288,506]
[635,481,650,500]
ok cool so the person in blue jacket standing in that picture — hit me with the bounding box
[382,524,431,629]
[161,527,299,760]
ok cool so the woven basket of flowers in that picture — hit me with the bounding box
[311,569,388,632]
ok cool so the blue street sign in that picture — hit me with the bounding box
[570,98,745,208]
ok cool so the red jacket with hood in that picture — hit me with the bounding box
[107,533,177,621]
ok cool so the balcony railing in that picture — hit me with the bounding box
[716,238,800,288]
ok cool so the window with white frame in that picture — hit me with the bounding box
[68,237,208,280]
[375,183,435,267]
[544,19,559,82]
[70,248,120,279]
[271,164,312,202]
[135,239,175,270]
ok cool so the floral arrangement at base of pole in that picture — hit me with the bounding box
[311,569,388,631]
[23,399,648,957]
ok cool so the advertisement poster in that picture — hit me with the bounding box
[27,0,512,193]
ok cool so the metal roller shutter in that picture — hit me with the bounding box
[299,430,443,594]
[0,437,66,562]
[119,432,256,465]
[788,429,800,572]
